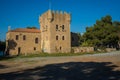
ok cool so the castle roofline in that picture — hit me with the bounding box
[50,10,70,14]
[8,28,41,33]
[41,10,70,15]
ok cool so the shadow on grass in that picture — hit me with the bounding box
[0,64,9,69]
[0,56,17,61]
[0,62,120,80]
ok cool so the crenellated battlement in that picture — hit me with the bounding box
[51,10,70,14]
[39,10,71,23]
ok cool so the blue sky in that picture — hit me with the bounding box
[0,0,120,41]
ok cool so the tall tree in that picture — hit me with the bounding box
[82,15,119,49]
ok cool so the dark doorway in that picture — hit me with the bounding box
[18,47,21,55]
[60,46,62,50]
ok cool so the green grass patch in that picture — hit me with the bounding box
[0,51,107,61]
[0,56,17,61]
[16,52,97,58]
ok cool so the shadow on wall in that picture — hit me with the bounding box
[6,39,17,55]
[0,62,120,80]
[8,39,17,50]
[71,32,79,47]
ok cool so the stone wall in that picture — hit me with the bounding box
[106,48,116,52]
[6,10,71,55]
[6,31,41,56]
[72,47,94,53]
[39,10,71,53]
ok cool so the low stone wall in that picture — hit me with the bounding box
[72,47,94,53]
[106,48,116,52]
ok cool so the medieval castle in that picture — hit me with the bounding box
[6,9,94,55]
[6,10,72,55]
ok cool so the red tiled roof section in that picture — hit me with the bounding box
[10,28,40,33]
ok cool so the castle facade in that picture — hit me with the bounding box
[6,10,71,55]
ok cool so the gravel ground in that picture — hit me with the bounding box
[0,51,120,80]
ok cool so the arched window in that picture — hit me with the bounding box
[35,38,38,44]
[23,35,26,40]
[56,25,58,30]
[56,36,58,40]
[62,36,64,40]
[62,25,64,30]
[16,35,19,40]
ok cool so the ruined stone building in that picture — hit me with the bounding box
[6,10,71,55]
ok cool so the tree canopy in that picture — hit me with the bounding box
[26,26,37,29]
[81,15,120,49]
[0,41,6,52]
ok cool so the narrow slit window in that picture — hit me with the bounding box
[56,36,58,40]
[62,36,64,40]
[23,35,26,40]
[56,25,58,30]
[60,46,62,50]
[62,25,64,30]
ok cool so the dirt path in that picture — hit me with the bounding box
[0,51,120,80]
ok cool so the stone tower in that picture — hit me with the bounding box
[39,10,71,53]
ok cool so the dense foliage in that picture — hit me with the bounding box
[26,26,37,29]
[0,41,6,52]
[81,15,120,49]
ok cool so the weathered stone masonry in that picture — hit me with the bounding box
[39,10,71,53]
[6,10,71,55]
